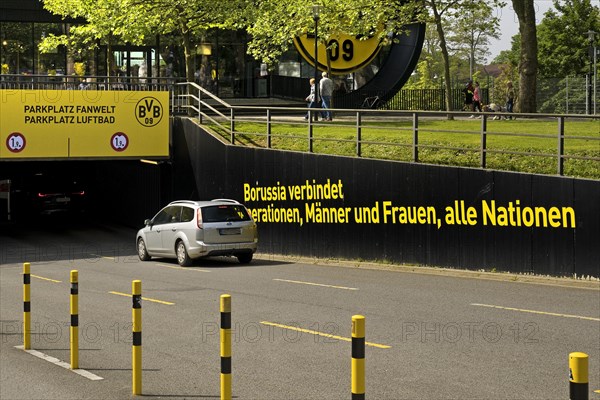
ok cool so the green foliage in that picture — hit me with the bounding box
[42,0,145,45]
[41,0,147,74]
[495,0,600,79]
[537,0,600,78]
[403,59,436,89]
[74,62,86,76]
[246,0,420,66]
[491,34,520,66]
[444,0,503,74]
[41,0,246,79]
[489,64,518,105]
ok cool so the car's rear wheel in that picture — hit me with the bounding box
[237,253,253,264]
[176,240,192,266]
[137,238,151,261]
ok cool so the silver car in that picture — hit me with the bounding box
[136,199,258,266]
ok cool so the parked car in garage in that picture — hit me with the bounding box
[136,199,258,266]
[30,173,87,216]
[9,172,89,219]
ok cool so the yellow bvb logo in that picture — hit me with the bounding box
[293,32,382,74]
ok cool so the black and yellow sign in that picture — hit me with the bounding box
[293,33,381,74]
[0,90,169,159]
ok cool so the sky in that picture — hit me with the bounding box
[487,1,553,61]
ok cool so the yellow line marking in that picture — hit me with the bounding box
[155,263,211,272]
[90,254,115,260]
[30,274,61,283]
[594,389,600,394]
[471,303,600,321]
[273,278,358,291]
[260,321,390,349]
[109,291,175,305]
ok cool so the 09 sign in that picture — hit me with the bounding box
[293,32,381,74]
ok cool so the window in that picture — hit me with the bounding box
[201,205,250,222]
[153,206,181,224]
[181,206,194,222]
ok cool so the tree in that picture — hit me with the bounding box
[445,1,502,79]
[537,0,600,78]
[42,0,245,82]
[246,0,422,69]
[423,0,458,115]
[491,34,520,66]
[512,0,538,113]
[123,0,247,82]
[422,0,504,116]
[41,0,147,77]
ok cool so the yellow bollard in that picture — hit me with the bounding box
[70,270,79,369]
[352,315,365,400]
[220,294,232,400]
[23,262,31,350]
[132,280,142,395]
[569,352,588,400]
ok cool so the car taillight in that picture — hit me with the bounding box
[37,193,52,197]
[71,191,85,196]
[196,208,203,229]
[244,206,254,222]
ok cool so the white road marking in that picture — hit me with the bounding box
[471,303,600,321]
[15,346,104,380]
[273,278,358,290]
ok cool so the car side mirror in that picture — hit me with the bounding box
[144,219,152,226]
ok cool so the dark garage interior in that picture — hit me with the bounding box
[0,160,170,227]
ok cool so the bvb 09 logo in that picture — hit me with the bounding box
[135,97,163,127]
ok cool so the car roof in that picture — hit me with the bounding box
[167,199,242,207]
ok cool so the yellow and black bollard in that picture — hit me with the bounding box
[132,280,142,395]
[70,270,79,369]
[569,352,588,400]
[352,315,365,400]
[23,262,31,350]
[220,294,232,400]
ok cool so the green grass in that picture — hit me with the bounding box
[209,116,600,179]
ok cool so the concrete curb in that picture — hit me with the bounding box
[254,253,600,291]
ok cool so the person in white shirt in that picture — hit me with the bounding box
[304,78,320,121]
[319,71,334,121]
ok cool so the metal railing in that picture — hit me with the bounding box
[1,77,597,178]
[174,81,233,135]
[174,82,600,179]
[0,74,178,91]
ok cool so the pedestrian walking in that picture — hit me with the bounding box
[506,81,515,120]
[304,78,320,121]
[319,71,334,121]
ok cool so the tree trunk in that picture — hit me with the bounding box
[181,30,195,83]
[179,29,195,116]
[106,41,114,83]
[512,0,538,113]
[431,2,454,119]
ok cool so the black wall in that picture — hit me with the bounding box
[172,118,600,278]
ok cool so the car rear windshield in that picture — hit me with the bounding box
[201,205,251,222]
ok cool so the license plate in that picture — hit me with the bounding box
[219,228,241,235]
[56,197,70,203]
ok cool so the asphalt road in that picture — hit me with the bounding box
[1,221,599,399]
